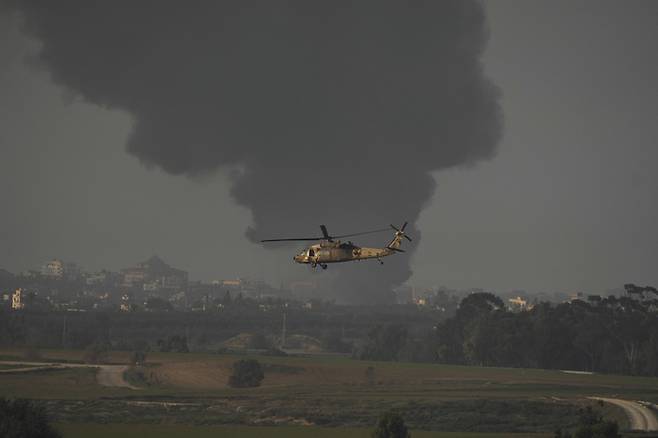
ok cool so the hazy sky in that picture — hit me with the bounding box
[1,1,657,295]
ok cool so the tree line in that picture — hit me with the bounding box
[358,284,658,376]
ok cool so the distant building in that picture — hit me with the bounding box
[85,271,111,286]
[120,255,188,290]
[413,297,427,306]
[64,262,81,280]
[508,296,533,312]
[222,279,242,288]
[568,292,585,302]
[11,288,25,310]
[120,293,132,312]
[41,259,65,278]
[40,259,80,280]
[215,278,283,299]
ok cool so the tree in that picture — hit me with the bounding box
[456,292,505,322]
[228,359,264,388]
[130,350,147,365]
[359,324,408,361]
[372,411,410,438]
[0,398,62,438]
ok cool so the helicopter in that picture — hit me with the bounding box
[261,222,412,269]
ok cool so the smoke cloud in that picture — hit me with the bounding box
[10,1,502,303]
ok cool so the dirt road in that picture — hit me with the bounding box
[95,365,136,388]
[0,360,138,389]
[589,397,658,431]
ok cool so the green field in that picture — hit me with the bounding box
[1,348,654,433]
[56,423,551,438]
[0,363,31,370]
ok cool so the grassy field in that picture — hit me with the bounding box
[56,423,551,438]
[0,363,31,370]
[2,347,657,400]
[1,347,655,433]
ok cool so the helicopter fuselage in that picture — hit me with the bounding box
[293,240,394,265]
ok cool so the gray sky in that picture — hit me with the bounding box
[1,2,657,295]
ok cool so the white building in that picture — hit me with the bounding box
[508,296,533,312]
[11,288,25,310]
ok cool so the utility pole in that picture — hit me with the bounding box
[61,315,67,348]
[281,304,287,348]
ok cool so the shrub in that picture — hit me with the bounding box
[0,398,61,438]
[228,359,264,388]
[372,411,410,438]
[555,406,621,438]
[130,350,146,365]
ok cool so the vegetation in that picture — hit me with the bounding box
[0,300,439,355]
[228,359,264,388]
[157,335,189,353]
[0,281,656,434]
[56,423,551,438]
[358,325,409,361]
[0,398,61,438]
[83,339,110,364]
[372,411,410,438]
[129,349,146,365]
[554,407,621,438]
[432,286,658,376]
[4,348,652,431]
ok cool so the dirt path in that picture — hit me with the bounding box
[0,360,138,390]
[95,365,137,389]
[589,397,658,431]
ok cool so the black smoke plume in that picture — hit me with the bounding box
[9,1,502,303]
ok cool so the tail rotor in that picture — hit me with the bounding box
[386,221,412,252]
[390,222,412,242]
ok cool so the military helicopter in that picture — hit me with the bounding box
[261,222,412,269]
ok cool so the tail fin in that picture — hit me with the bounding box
[387,222,412,251]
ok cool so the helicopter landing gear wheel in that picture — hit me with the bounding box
[377,258,384,265]
[320,263,328,270]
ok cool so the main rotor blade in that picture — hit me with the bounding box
[332,227,391,239]
[261,226,391,242]
[261,237,321,242]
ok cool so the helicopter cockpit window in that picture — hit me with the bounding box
[309,249,315,257]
